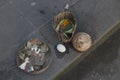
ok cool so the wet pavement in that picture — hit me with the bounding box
[0,0,120,80]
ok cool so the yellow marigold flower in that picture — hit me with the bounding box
[62,19,69,27]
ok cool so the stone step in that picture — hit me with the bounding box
[38,0,120,79]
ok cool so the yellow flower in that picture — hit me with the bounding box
[62,19,69,27]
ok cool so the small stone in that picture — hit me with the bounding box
[57,44,66,53]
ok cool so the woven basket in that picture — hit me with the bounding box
[17,38,52,74]
[53,11,76,43]
[72,32,92,52]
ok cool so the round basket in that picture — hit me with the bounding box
[72,32,92,52]
[17,38,52,74]
[53,11,76,43]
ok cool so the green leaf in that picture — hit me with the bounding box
[65,28,74,33]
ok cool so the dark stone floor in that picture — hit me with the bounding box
[60,29,120,80]
[0,0,120,80]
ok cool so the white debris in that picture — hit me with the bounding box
[31,45,38,51]
[31,45,41,54]
[19,57,29,70]
[57,44,66,53]
[36,49,41,54]
[31,2,36,6]
[30,66,34,71]
[65,4,69,10]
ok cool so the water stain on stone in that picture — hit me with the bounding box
[54,5,57,8]
[40,10,46,15]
